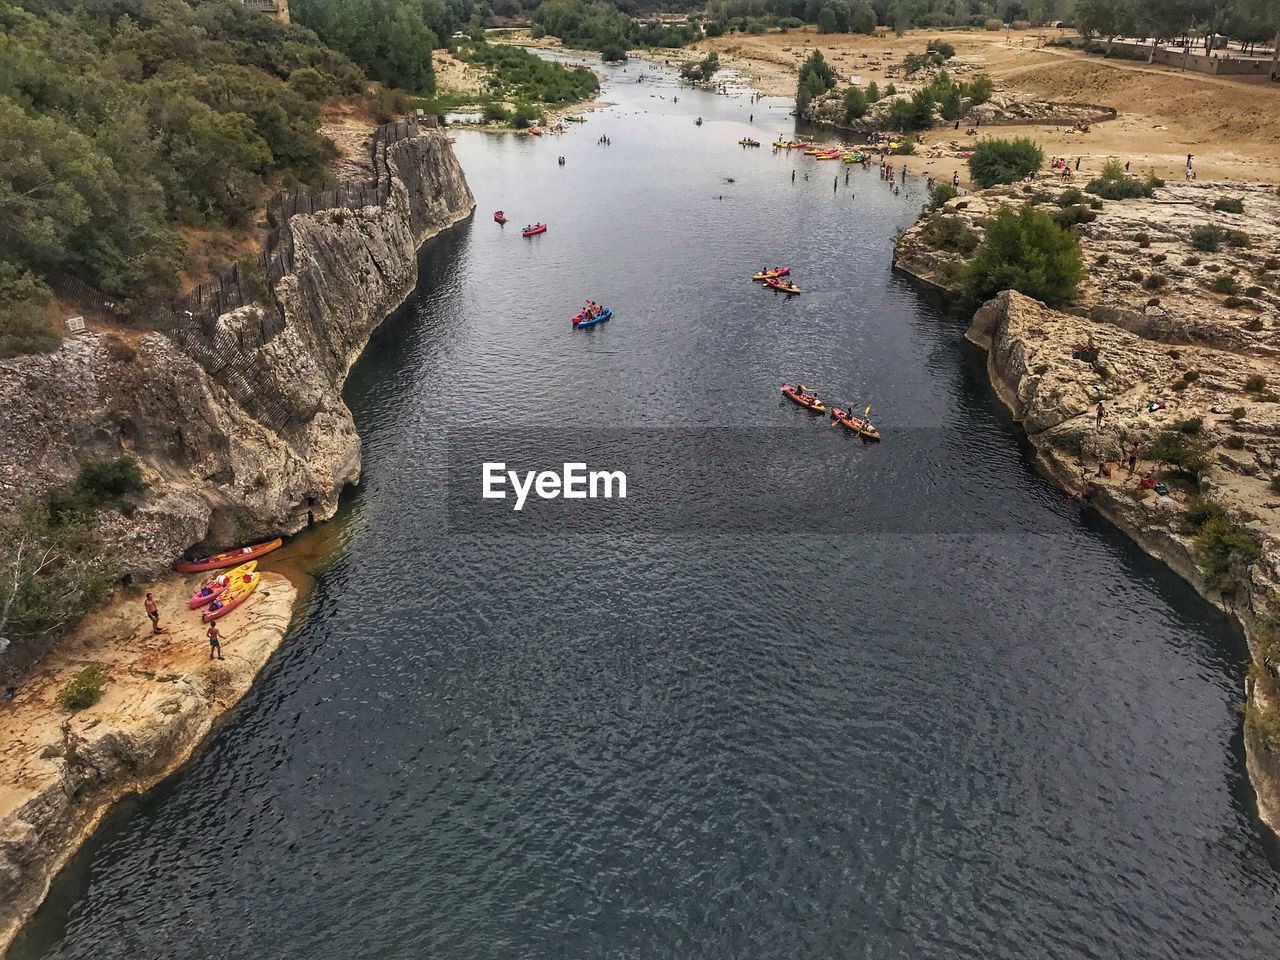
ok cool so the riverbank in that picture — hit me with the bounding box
[0,573,297,954]
[691,26,1280,186]
[894,179,1280,834]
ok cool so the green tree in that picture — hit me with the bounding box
[843,86,869,121]
[968,136,1044,187]
[849,0,877,32]
[965,204,1085,306]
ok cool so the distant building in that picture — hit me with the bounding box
[241,0,289,24]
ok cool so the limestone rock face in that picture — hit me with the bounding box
[0,130,475,580]
[895,181,1280,834]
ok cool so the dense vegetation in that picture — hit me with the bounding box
[968,137,1045,187]
[1074,0,1278,59]
[531,0,697,56]
[965,204,1084,306]
[456,38,600,103]
[291,0,483,93]
[1085,158,1157,200]
[1,0,366,356]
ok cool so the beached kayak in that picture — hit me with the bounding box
[202,570,261,622]
[765,277,801,294]
[831,406,881,440]
[781,384,825,413]
[573,307,613,328]
[752,267,791,282]
[522,223,547,237]
[188,560,258,609]
[175,538,281,574]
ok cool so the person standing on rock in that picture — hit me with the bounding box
[144,593,162,635]
[1096,402,1105,428]
[1127,447,1138,476]
[208,622,225,660]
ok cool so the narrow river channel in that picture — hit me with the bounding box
[11,57,1280,960]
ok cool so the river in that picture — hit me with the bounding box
[11,58,1280,960]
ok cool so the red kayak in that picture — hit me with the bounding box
[494,210,507,224]
[174,538,282,573]
[522,223,547,237]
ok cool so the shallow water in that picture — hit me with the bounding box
[12,58,1280,960]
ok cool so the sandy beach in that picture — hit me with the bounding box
[692,27,1280,186]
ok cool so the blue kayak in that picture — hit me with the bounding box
[573,307,612,329]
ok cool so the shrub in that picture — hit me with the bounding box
[926,40,956,59]
[922,215,979,253]
[1128,269,1143,282]
[1232,406,1247,420]
[885,83,897,96]
[1246,317,1265,331]
[1182,370,1199,383]
[1226,230,1251,248]
[1195,516,1260,591]
[985,17,1002,29]
[76,457,144,503]
[1245,374,1267,392]
[58,664,108,711]
[887,89,937,131]
[1058,187,1085,207]
[927,182,958,210]
[1265,257,1280,271]
[865,80,880,102]
[0,264,58,360]
[1051,205,1096,229]
[287,67,335,101]
[962,74,995,105]
[1033,363,1050,375]
[967,137,1044,188]
[965,204,1085,307]
[1174,415,1202,433]
[1191,225,1223,252]
[1096,253,1109,266]
[511,104,540,129]
[1153,253,1166,263]
[1186,255,1202,267]
[1273,476,1280,494]
[1147,429,1211,477]
[1210,275,1241,295]
[1134,232,1150,247]
[600,44,628,63]
[1089,198,1103,209]
[1224,435,1246,449]
[483,103,513,122]
[1245,704,1280,750]
[1224,296,1246,308]
[1214,197,1245,214]
[1246,285,1264,297]
[1084,159,1154,200]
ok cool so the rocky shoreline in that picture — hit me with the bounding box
[894,179,1280,833]
[0,573,297,955]
[0,126,476,952]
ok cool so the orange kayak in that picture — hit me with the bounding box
[781,384,826,413]
[831,406,881,440]
[202,570,261,622]
[175,538,281,573]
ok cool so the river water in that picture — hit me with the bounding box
[12,59,1280,960]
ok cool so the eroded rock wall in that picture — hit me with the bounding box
[0,130,475,581]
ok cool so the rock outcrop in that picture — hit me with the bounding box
[895,180,1280,834]
[0,129,475,581]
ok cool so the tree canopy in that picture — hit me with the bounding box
[0,0,367,356]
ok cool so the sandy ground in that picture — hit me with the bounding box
[0,572,295,823]
[697,27,1280,185]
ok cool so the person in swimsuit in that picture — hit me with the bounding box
[144,593,161,634]
[208,622,224,660]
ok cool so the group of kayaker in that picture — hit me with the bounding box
[785,384,881,440]
[753,266,800,295]
[580,299,605,319]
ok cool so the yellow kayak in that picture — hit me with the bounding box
[202,570,261,622]
[189,560,258,609]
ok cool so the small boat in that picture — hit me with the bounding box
[781,384,825,414]
[803,146,825,155]
[565,115,587,123]
[174,538,282,574]
[739,137,760,147]
[522,223,547,237]
[528,127,543,136]
[188,560,258,609]
[695,117,703,126]
[765,277,801,294]
[202,570,261,623]
[494,210,507,224]
[573,306,613,328]
[831,406,881,440]
[772,139,790,148]
[752,267,791,282]
[815,151,842,160]
[789,141,812,150]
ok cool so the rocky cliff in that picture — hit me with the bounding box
[895,180,1280,834]
[0,129,475,582]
